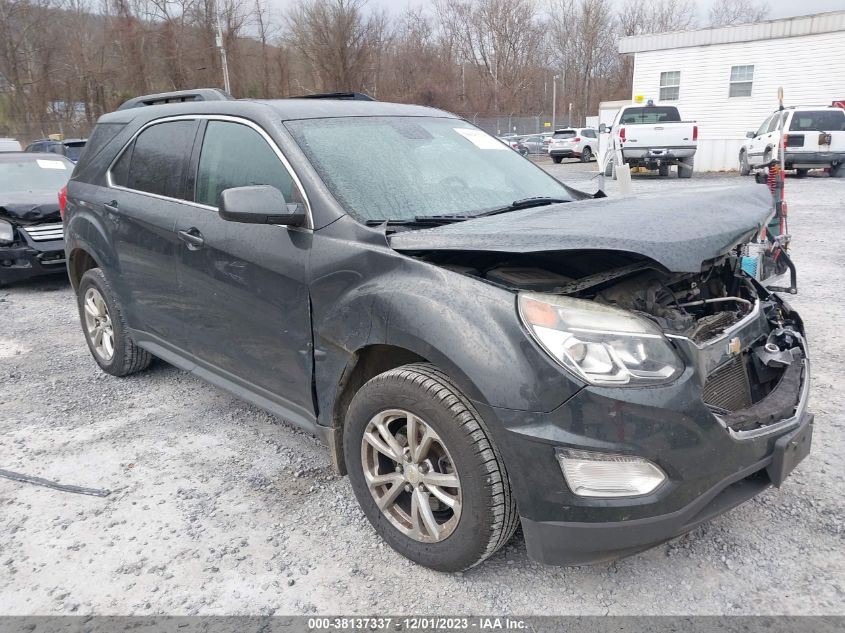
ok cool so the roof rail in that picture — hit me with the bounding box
[288,92,375,101]
[117,88,234,111]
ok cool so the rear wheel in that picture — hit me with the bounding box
[552,156,562,164]
[677,157,694,178]
[580,147,592,162]
[795,168,809,178]
[833,163,845,179]
[77,268,152,376]
[344,363,518,571]
[658,164,669,177]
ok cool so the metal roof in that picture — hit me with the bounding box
[619,10,845,54]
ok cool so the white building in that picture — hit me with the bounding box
[618,11,845,171]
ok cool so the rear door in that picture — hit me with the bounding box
[173,118,315,425]
[106,118,201,346]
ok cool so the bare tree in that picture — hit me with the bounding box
[286,0,382,93]
[437,0,546,113]
[709,0,769,26]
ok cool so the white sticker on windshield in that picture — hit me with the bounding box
[37,159,67,170]
[454,128,507,150]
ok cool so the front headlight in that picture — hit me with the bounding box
[518,292,683,386]
[0,219,14,245]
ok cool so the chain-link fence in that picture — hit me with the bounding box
[1,118,96,147]
[455,113,583,137]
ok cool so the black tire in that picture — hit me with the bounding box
[552,156,562,164]
[344,363,518,572]
[795,168,809,178]
[658,164,669,177]
[76,268,152,377]
[739,150,751,176]
[580,147,592,162]
[833,163,845,179]
[677,157,693,178]
[603,159,613,177]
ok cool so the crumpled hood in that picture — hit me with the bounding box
[0,192,62,225]
[389,185,773,273]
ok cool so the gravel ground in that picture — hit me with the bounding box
[1,163,843,616]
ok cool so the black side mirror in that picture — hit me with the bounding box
[218,185,307,227]
[746,131,755,138]
[599,123,608,133]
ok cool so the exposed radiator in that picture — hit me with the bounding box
[21,222,64,242]
[702,355,753,412]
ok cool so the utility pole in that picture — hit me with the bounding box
[551,74,559,131]
[215,0,231,94]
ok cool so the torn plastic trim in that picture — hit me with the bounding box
[726,336,810,441]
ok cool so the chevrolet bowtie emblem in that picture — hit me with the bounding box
[728,337,742,356]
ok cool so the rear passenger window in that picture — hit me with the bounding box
[195,121,296,207]
[124,120,197,199]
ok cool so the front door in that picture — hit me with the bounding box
[174,118,315,426]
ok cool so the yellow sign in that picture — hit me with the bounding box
[634,95,645,103]
[543,122,551,127]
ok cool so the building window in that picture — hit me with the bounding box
[729,65,754,97]
[659,71,680,101]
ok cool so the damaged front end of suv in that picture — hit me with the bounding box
[387,183,811,565]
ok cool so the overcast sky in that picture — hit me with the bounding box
[266,0,844,24]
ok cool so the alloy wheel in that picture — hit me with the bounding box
[361,409,462,543]
[83,287,115,361]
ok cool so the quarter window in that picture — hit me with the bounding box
[122,120,197,199]
[659,71,680,101]
[729,65,754,97]
[195,121,296,208]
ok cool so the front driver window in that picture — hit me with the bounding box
[195,120,297,208]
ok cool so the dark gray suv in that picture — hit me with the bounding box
[63,90,812,571]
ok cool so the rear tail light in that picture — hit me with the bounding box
[573,137,581,142]
[58,185,68,219]
[619,127,626,141]
[693,125,698,141]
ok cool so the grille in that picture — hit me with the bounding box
[702,355,753,412]
[22,222,64,242]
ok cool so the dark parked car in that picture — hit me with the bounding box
[25,138,87,162]
[0,153,71,285]
[64,90,812,571]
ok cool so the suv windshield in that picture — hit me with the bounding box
[789,110,845,131]
[0,157,72,193]
[285,117,572,222]
[620,107,681,124]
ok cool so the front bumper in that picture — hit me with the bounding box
[520,411,812,565]
[474,298,811,566]
[0,239,66,284]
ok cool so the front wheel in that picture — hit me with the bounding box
[552,156,562,164]
[344,363,518,571]
[739,150,751,176]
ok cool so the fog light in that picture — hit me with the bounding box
[557,449,666,498]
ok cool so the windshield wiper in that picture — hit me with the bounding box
[472,196,571,218]
[364,197,571,227]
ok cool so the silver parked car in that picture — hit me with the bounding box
[547,128,598,164]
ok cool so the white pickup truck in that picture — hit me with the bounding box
[600,104,697,179]
[739,106,845,177]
